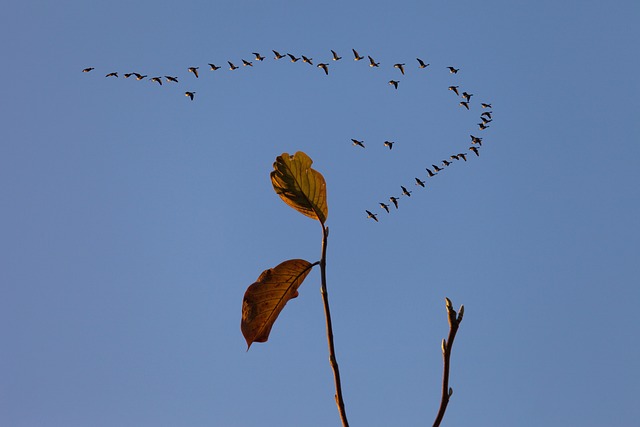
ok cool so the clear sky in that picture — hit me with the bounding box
[1,1,639,426]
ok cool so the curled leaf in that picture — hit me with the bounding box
[241,259,315,349]
[270,151,328,224]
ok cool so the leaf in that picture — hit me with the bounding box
[241,259,315,349]
[270,151,328,224]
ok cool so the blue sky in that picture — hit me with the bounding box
[1,1,639,426]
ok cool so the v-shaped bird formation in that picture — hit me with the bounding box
[82,48,494,222]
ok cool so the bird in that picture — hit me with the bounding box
[134,73,147,80]
[123,73,134,78]
[352,49,364,61]
[459,101,470,110]
[301,55,313,65]
[416,58,429,68]
[426,168,437,177]
[242,59,253,67]
[470,135,483,145]
[351,139,365,148]
[380,202,390,213]
[165,75,179,83]
[188,67,199,78]
[432,164,443,172]
[442,160,452,167]
[481,111,492,119]
[401,186,412,197]
[450,154,460,161]
[273,50,286,60]
[478,123,490,130]
[462,92,473,102]
[208,63,221,71]
[105,72,118,78]
[252,52,265,61]
[383,141,394,150]
[317,63,329,75]
[331,50,342,61]
[469,146,480,156]
[228,61,239,70]
[366,210,379,222]
[481,117,493,125]
[185,91,195,100]
[394,63,405,75]
[447,66,459,74]
[481,103,492,109]
[287,53,300,62]
[82,67,94,72]
[389,80,399,89]
[367,56,379,67]
[390,196,400,209]
[448,86,460,96]
[415,178,426,187]
[457,153,467,161]
[150,76,163,85]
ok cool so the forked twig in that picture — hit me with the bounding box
[432,298,464,427]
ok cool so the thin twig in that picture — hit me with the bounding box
[432,297,464,427]
[319,224,350,427]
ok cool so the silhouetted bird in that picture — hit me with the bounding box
[469,146,480,156]
[209,63,221,71]
[449,86,459,96]
[105,72,118,78]
[242,59,253,67]
[426,168,437,177]
[123,73,134,78]
[390,196,400,209]
[442,160,452,167]
[252,52,265,61]
[470,135,483,145]
[389,80,399,89]
[380,202,390,213]
[447,66,459,74]
[478,123,490,130]
[82,67,94,73]
[481,111,492,119]
[352,49,364,61]
[450,154,460,161]
[401,186,412,197]
[383,141,394,150]
[150,77,162,85]
[188,67,199,78]
[394,63,405,75]
[366,210,379,222]
[459,101,470,110]
[368,56,380,67]
[287,53,300,62]
[165,75,179,83]
[481,117,492,125]
[185,91,195,100]
[317,63,329,75]
[302,55,313,65]
[228,61,239,70]
[351,139,365,148]
[134,73,147,80]
[457,153,467,161]
[481,103,492,109]
[415,178,426,187]
[416,58,429,68]
[462,92,473,102]
[273,50,286,60]
[331,50,342,61]
[432,164,443,172]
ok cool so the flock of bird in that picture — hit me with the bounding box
[82,48,493,222]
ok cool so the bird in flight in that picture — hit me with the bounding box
[447,66,459,74]
[459,101,470,110]
[457,153,467,161]
[380,202,390,213]
[442,160,452,167]
[390,196,400,209]
[394,63,405,75]
[302,55,313,65]
[383,141,394,150]
[123,73,135,78]
[134,73,147,80]
[481,103,492,109]
[481,117,492,125]
[165,76,179,83]
[368,56,380,67]
[352,49,364,61]
[185,91,195,100]
[208,63,221,71]
[273,50,286,60]
[105,72,118,78]
[416,58,429,68]
[188,67,199,78]
[426,168,437,177]
[317,63,329,75]
[469,146,480,156]
[228,61,239,70]
[478,122,490,130]
[389,80,399,89]
[366,210,379,222]
[252,52,265,61]
[331,50,342,61]
[242,59,253,67]
[401,186,412,197]
[287,53,300,62]
[462,92,473,102]
[448,86,459,96]
[351,139,365,148]
[470,135,483,145]
[150,76,163,85]
[82,67,94,73]
[481,111,492,119]
[415,178,426,187]
[432,164,443,172]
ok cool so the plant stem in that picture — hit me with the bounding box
[433,298,464,427]
[319,224,349,427]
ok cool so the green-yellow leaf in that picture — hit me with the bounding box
[241,259,314,349]
[270,151,328,224]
